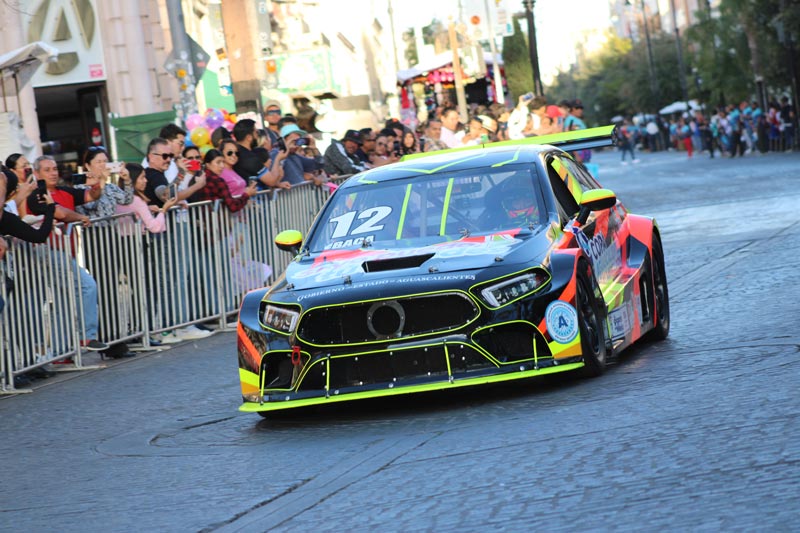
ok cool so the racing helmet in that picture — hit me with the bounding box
[499,175,538,220]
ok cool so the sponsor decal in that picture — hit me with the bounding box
[298,237,519,283]
[608,301,634,340]
[545,301,579,344]
[295,274,477,302]
[570,227,620,278]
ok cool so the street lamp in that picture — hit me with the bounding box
[522,0,543,96]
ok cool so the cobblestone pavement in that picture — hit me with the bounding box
[1,148,798,532]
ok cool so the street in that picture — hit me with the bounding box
[1,147,799,532]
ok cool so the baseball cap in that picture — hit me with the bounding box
[477,115,497,134]
[280,124,307,138]
[264,99,281,110]
[572,99,584,109]
[343,129,363,144]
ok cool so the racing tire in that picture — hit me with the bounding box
[576,262,607,377]
[645,235,670,341]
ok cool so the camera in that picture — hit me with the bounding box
[186,159,202,173]
[295,137,308,147]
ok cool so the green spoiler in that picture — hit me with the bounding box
[403,124,619,162]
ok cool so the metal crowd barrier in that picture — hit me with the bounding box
[1,180,337,392]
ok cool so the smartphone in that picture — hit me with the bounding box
[522,92,534,101]
[393,140,401,155]
[168,183,177,199]
[106,161,123,174]
[24,167,33,178]
[275,137,287,151]
[186,159,202,173]
[295,137,308,147]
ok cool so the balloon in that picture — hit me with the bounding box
[199,144,213,156]
[222,120,234,132]
[185,113,205,131]
[205,108,225,130]
[228,113,236,123]
[185,137,195,147]
[190,126,210,147]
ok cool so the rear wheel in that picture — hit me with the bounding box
[576,264,607,377]
[646,236,670,341]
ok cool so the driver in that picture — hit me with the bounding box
[499,177,540,225]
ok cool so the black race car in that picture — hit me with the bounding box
[236,126,669,414]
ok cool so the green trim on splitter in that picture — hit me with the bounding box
[241,362,585,412]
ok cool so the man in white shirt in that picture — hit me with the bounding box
[439,108,462,148]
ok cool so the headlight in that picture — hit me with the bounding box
[262,304,300,334]
[480,270,550,308]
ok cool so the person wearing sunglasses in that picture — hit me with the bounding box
[143,137,206,209]
[218,139,247,196]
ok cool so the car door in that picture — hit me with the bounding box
[545,152,624,293]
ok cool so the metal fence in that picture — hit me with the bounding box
[1,180,334,392]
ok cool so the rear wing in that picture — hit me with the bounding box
[404,124,619,162]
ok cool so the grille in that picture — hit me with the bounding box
[297,292,478,346]
[295,344,497,392]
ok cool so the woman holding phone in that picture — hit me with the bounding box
[218,139,248,196]
[76,147,134,219]
[3,154,38,217]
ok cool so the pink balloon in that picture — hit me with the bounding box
[185,113,205,131]
[223,120,235,132]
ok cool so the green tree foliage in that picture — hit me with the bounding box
[543,0,799,123]
[502,15,533,100]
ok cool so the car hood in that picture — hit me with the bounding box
[281,228,556,297]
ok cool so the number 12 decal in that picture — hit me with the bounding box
[329,206,392,239]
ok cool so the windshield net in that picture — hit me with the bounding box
[307,166,545,252]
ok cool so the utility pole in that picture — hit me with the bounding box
[640,0,659,106]
[669,0,690,107]
[388,0,401,72]
[221,0,263,115]
[166,0,198,118]
[448,21,469,123]
[522,0,543,96]
[483,0,505,105]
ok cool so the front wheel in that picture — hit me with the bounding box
[576,264,608,377]
[645,235,670,341]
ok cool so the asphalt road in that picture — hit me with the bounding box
[2,147,799,532]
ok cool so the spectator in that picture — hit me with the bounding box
[31,155,108,352]
[142,137,210,342]
[399,129,421,154]
[195,149,258,212]
[420,119,448,153]
[218,139,247,196]
[618,119,639,164]
[76,147,134,219]
[269,124,326,186]
[440,107,461,148]
[323,129,368,176]
[508,94,538,139]
[143,137,206,208]
[232,119,268,180]
[0,170,56,243]
[780,96,795,151]
[355,128,375,164]
[142,124,187,183]
[370,133,400,167]
[263,99,283,146]
[3,162,37,218]
[461,115,497,146]
[116,163,177,232]
[564,99,587,131]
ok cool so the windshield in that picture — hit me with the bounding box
[306,165,545,253]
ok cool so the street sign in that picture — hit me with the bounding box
[495,8,514,37]
[164,34,210,81]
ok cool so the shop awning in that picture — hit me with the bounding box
[0,41,59,98]
[397,51,503,83]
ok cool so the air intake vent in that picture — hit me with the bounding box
[362,253,435,273]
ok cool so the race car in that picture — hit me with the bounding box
[236,125,669,414]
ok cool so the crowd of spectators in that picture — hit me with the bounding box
[615,96,796,161]
[6,88,793,375]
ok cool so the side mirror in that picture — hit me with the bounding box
[275,229,303,255]
[576,188,616,225]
